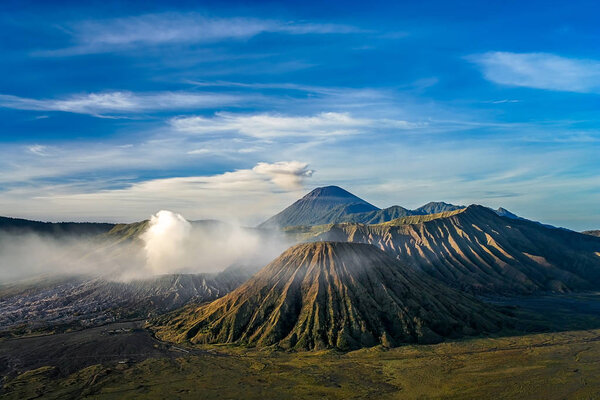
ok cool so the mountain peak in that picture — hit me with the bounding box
[259,186,378,228]
[301,186,372,203]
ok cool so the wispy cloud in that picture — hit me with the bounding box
[39,13,362,56]
[27,145,50,156]
[469,52,600,93]
[0,91,245,116]
[170,111,418,138]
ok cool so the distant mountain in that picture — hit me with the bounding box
[494,207,521,219]
[583,230,600,237]
[286,205,600,295]
[259,186,464,228]
[343,205,414,224]
[0,216,115,237]
[152,242,507,350]
[492,207,564,231]
[413,201,465,215]
[259,186,378,228]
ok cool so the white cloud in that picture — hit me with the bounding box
[41,13,361,55]
[0,161,313,223]
[252,161,313,189]
[170,111,416,138]
[469,51,600,93]
[0,91,244,116]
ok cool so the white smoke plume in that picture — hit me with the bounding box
[137,210,287,278]
[0,210,290,283]
[142,210,192,275]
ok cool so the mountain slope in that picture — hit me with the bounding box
[583,230,600,238]
[259,186,378,228]
[294,206,600,295]
[152,242,507,350]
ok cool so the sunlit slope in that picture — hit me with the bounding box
[152,242,507,350]
[290,206,600,294]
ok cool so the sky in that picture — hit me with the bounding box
[0,0,599,230]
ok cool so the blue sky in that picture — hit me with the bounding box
[1,0,599,229]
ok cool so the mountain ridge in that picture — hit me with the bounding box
[284,205,600,295]
[259,186,464,228]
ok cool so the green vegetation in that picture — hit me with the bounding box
[99,220,149,244]
[3,328,600,399]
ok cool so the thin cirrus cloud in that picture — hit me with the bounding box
[469,51,600,93]
[0,91,245,116]
[170,111,418,138]
[39,13,362,56]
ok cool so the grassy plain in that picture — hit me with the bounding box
[2,327,600,399]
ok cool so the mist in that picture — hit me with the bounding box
[0,210,291,283]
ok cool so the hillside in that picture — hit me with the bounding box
[152,242,507,350]
[0,216,115,237]
[583,230,600,238]
[287,206,600,295]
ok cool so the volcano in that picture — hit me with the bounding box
[153,242,507,350]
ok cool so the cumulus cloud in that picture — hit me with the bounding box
[253,161,313,189]
[40,13,361,56]
[0,91,244,116]
[170,111,416,138]
[469,51,600,93]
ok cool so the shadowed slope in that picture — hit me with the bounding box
[300,206,600,295]
[152,242,507,350]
